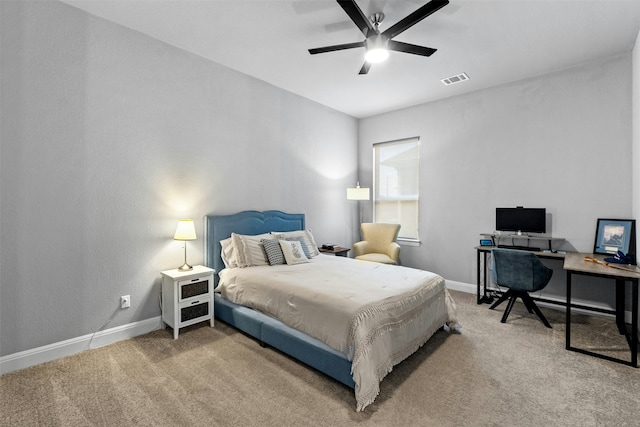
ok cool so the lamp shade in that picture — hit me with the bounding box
[174,219,196,241]
[347,182,370,201]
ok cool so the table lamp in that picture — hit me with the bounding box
[174,219,197,271]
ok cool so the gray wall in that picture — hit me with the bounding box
[359,54,633,305]
[0,1,358,356]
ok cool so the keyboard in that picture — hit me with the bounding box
[497,245,541,252]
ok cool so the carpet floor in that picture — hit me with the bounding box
[1,290,639,426]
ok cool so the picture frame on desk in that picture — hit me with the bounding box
[593,218,635,255]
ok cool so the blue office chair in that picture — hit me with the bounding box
[490,248,554,328]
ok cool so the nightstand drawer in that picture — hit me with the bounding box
[180,299,211,326]
[178,277,210,301]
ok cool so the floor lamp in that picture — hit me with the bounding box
[347,182,370,236]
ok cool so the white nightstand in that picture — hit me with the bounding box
[161,265,215,339]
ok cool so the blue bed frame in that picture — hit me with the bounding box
[204,210,355,388]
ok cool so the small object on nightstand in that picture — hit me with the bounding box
[161,265,215,339]
[319,246,350,257]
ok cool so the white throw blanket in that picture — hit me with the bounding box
[218,256,458,411]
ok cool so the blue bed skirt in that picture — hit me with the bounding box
[214,293,355,389]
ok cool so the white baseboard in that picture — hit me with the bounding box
[444,279,632,322]
[445,280,476,294]
[0,316,163,375]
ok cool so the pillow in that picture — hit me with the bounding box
[231,232,272,268]
[272,230,319,257]
[285,236,312,259]
[279,240,309,265]
[220,237,238,268]
[261,238,285,265]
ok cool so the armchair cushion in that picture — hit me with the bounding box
[354,252,399,264]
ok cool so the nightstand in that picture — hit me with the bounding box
[161,265,215,339]
[318,246,350,257]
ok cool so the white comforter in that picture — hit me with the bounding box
[217,256,458,411]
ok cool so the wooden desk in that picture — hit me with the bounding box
[564,252,639,367]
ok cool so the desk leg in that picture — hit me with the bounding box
[632,280,638,367]
[566,270,572,350]
[616,280,626,335]
[477,250,492,304]
[476,249,481,304]
[483,251,488,301]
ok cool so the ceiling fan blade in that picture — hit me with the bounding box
[388,40,437,57]
[337,0,376,38]
[308,41,366,55]
[382,0,448,40]
[359,61,371,75]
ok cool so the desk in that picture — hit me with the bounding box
[476,246,565,305]
[564,252,639,367]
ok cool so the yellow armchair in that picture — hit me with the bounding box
[353,223,401,265]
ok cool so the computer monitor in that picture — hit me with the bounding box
[496,207,546,234]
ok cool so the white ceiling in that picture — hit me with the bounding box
[60,0,640,118]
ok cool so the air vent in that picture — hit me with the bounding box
[441,72,469,86]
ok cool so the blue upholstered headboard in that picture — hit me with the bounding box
[204,210,305,283]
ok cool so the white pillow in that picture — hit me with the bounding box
[272,229,319,257]
[220,237,238,268]
[231,232,272,268]
[279,240,309,265]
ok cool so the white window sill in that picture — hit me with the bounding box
[398,238,421,247]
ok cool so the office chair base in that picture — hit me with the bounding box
[490,290,552,328]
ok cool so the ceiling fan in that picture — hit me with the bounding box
[308,0,449,75]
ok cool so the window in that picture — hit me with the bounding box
[373,137,420,241]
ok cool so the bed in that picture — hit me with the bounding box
[204,210,458,411]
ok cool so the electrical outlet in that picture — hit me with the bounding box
[120,295,130,309]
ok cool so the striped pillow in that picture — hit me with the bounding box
[231,233,272,267]
[272,230,320,257]
[261,238,285,265]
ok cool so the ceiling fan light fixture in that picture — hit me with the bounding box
[308,0,448,74]
[365,34,389,64]
[365,48,389,64]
